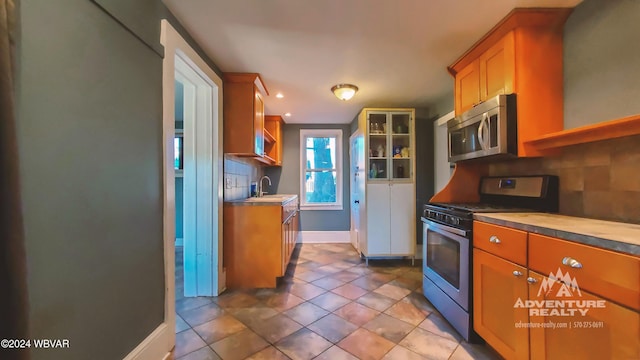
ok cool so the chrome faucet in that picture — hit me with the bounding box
[258,175,271,197]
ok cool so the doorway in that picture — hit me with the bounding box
[160,19,225,351]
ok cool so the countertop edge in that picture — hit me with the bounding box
[224,195,298,206]
[473,214,640,256]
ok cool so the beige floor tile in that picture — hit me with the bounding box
[213,291,259,309]
[312,276,346,290]
[418,313,463,343]
[288,282,327,300]
[283,301,329,326]
[174,329,207,358]
[180,302,224,327]
[245,346,290,360]
[331,270,363,282]
[275,328,333,360]
[334,302,380,326]
[381,345,427,360]
[331,283,370,300]
[226,306,279,328]
[294,269,329,282]
[314,345,359,360]
[176,297,213,314]
[363,313,416,343]
[176,314,190,333]
[337,328,396,360]
[309,292,352,312]
[374,283,412,300]
[210,329,269,360]
[448,341,502,360]
[384,297,429,326]
[263,292,305,312]
[192,314,246,344]
[307,313,359,343]
[399,327,459,360]
[248,313,303,343]
[176,346,221,360]
[356,292,398,312]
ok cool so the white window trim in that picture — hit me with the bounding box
[300,129,343,211]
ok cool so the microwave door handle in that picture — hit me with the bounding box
[482,113,491,149]
[477,113,487,150]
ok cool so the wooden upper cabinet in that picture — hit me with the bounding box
[455,60,480,114]
[223,73,269,157]
[449,8,573,157]
[264,115,283,166]
[480,31,515,100]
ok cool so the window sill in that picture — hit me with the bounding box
[300,204,343,211]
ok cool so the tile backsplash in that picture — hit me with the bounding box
[489,134,640,224]
[223,155,262,201]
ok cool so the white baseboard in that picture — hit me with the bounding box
[175,238,183,247]
[300,231,350,243]
[123,323,172,360]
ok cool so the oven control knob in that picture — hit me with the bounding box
[451,217,460,226]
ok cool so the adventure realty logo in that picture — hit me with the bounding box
[514,268,606,316]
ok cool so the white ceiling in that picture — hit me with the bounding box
[163,0,582,124]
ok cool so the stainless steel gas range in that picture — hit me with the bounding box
[421,175,559,342]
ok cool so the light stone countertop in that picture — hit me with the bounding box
[224,194,298,206]
[473,213,640,256]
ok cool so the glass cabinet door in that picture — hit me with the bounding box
[368,112,388,180]
[390,112,411,180]
[367,111,412,181]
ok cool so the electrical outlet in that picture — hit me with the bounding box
[225,176,232,189]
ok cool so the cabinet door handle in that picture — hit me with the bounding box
[527,277,538,284]
[513,270,523,277]
[489,235,501,244]
[562,257,583,269]
[355,200,360,204]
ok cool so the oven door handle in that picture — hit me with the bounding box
[421,217,469,237]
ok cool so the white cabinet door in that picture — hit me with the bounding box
[390,183,414,255]
[366,183,391,255]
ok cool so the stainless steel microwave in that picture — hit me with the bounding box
[448,94,517,162]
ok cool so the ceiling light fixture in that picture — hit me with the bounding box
[331,84,358,101]
[284,113,291,117]
[276,93,284,98]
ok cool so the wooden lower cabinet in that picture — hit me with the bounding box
[224,201,298,288]
[473,248,530,360]
[474,222,640,360]
[528,271,640,360]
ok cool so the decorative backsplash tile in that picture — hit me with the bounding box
[489,134,640,224]
[223,155,262,201]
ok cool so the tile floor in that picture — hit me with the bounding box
[172,244,501,360]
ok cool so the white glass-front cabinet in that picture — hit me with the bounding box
[352,108,416,263]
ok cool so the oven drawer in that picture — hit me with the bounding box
[473,221,527,266]
[529,233,640,311]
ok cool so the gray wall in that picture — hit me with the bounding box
[430,94,455,193]
[563,0,640,129]
[16,1,219,359]
[265,124,351,231]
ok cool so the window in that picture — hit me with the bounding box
[174,129,184,176]
[300,129,343,210]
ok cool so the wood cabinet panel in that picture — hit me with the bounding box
[528,271,640,360]
[264,115,283,166]
[473,248,530,360]
[224,198,298,288]
[529,233,640,311]
[474,221,527,266]
[223,73,268,158]
[479,31,515,100]
[455,60,480,115]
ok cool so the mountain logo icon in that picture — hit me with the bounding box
[537,268,582,298]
